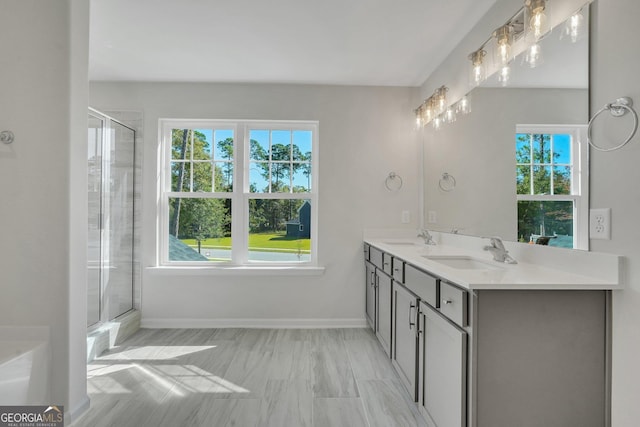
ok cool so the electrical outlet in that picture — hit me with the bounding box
[590,208,611,240]
[401,210,410,224]
[427,210,437,224]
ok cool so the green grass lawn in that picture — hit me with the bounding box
[181,232,310,253]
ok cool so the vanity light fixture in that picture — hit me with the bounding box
[525,0,551,42]
[524,42,544,67]
[498,65,511,86]
[433,115,442,130]
[444,106,456,123]
[414,86,449,128]
[468,49,487,86]
[456,95,471,115]
[493,24,514,66]
[562,7,585,42]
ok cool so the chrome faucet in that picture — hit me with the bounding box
[483,237,517,264]
[418,228,436,245]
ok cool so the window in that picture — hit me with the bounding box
[516,125,588,249]
[160,120,318,266]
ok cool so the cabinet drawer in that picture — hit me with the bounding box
[370,246,383,270]
[404,264,437,307]
[439,282,467,327]
[392,258,405,283]
[382,252,393,275]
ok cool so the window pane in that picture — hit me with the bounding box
[192,130,212,160]
[270,145,291,162]
[532,165,551,194]
[193,162,213,192]
[172,129,192,160]
[171,161,191,192]
[516,165,531,195]
[531,134,551,163]
[516,134,531,163]
[213,130,234,160]
[168,197,232,262]
[517,200,573,248]
[250,162,269,193]
[553,134,571,164]
[214,161,233,192]
[248,199,311,262]
[553,166,572,195]
[270,162,291,192]
[292,165,312,192]
[250,130,269,161]
[293,131,312,161]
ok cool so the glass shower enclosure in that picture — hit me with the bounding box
[87,109,136,327]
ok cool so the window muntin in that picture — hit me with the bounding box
[161,120,318,266]
[515,125,588,249]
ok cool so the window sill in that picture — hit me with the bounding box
[146,265,326,276]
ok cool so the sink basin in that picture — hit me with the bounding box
[423,255,503,270]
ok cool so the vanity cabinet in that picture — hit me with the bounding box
[392,282,419,399]
[366,244,392,357]
[365,260,376,330]
[418,301,467,427]
[364,241,610,427]
[375,270,392,356]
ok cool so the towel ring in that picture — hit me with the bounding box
[0,130,14,144]
[385,172,403,191]
[438,172,456,192]
[587,97,638,152]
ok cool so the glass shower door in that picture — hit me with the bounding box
[103,120,135,320]
[87,110,135,327]
[87,115,103,326]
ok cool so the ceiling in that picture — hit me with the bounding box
[89,0,497,86]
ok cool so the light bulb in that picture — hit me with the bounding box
[456,96,471,115]
[433,116,442,130]
[468,49,486,86]
[444,107,456,123]
[524,43,543,68]
[494,25,513,66]
[564,11,584,43]
[498,65,511,86]
[525,0,550,42]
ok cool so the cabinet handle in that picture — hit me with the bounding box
[370,271,375,287]
[442,299,453,305]
[383,262,390,267]
[408,302,416,329]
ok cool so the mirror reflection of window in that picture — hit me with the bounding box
[515,125,588,249]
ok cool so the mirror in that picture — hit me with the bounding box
[423,5,590,249]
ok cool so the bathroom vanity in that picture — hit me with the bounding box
[363,234,621,427]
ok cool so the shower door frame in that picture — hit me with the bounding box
[88,107,136,328]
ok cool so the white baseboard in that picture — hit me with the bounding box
[140,317,368,329]
[66,395,90,426]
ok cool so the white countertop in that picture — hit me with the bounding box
[365,237,622,291]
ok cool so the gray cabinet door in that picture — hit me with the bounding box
[392,282,418,400]
[376,270,392,356]
[418,302,467,427]
[365,261,376,330]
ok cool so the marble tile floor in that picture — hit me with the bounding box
[72,327,426,427]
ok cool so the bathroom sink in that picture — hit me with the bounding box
[423,255,503,270]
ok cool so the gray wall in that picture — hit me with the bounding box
[89,82,421,326]
[0,0,89,419]
[590,1,640,425]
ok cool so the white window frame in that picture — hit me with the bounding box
[516,124,589,250]
[158,119,319,267]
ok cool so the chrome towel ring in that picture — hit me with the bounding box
[1,130,14,144]
[438,172,456,192]
[385,172,403,191]
[587,97,638,152]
